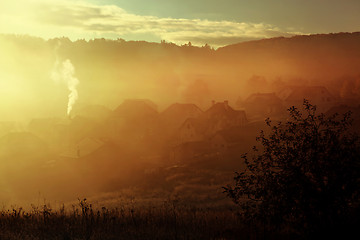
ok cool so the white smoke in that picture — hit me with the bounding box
[51,58,80,116]
[62,59,79,116]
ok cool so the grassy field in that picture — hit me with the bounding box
[0,167,303,240]
[0,198,252,240]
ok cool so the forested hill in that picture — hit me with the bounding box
[0,32,359,120]
[217,32,360,79]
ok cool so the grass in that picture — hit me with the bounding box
[1,196,357,240]
[0,198,249,240]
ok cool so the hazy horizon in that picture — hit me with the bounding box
[1,32,360,122]
[2,0,360,48]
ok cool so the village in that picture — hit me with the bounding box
[1,84,360,201]
[25,85,360,163]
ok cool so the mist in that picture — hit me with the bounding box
[1,32,360,205]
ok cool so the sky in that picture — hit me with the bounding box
[0,0,359,47]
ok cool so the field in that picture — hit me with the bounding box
[0,197,251,240]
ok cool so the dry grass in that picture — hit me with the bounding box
[0,198,249,240]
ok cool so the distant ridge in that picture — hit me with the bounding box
[1,31,360,50]
[217,31,360,50]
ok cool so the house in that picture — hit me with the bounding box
[177,118,205,144]
[109,99,160,143]
[241,93,284,119]
[160,103,203,133]
[113,99,158,120]
[174,101,248,145]
[39,117,102,152]
[277,86,337,112]
[200,100,247,135]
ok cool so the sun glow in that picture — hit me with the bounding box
[0,0,300,48]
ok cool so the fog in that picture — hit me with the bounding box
[1,33,360,205]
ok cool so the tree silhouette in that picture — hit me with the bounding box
[224,100,360,237]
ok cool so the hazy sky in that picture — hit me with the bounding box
[1,0,359,47]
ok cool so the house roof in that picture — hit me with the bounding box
[160,103,203,129]
[202,101,246,120]
[113,99,158,119]
[161,103,203,117]
[278,86,335,102]
[177,101,248,138]
[244,93,282,105]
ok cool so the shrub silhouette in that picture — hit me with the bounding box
[224,100,360,237]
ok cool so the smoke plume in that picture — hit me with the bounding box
[62,59,79,116]
[51,59,80,116]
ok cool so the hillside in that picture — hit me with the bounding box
[217,32,360,79]
[0,32,360,120]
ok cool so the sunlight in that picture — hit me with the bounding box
[0,1,359,238]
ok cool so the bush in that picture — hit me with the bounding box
[224,100,360,237]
